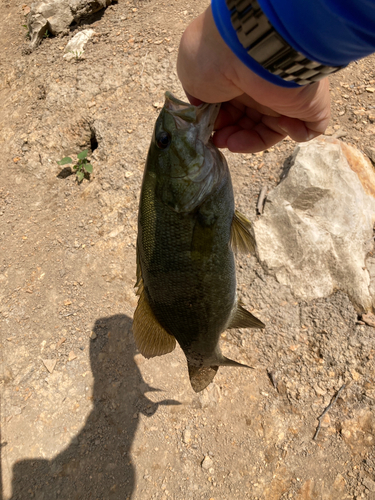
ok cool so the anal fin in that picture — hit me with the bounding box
[230,209,256,254]
[133,290,176,358]
[228,302,265,329]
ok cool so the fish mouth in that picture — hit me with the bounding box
[164,91,220,144]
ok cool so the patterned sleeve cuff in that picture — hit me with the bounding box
[212,0,346,86]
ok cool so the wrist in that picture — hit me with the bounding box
[177,7,243,103]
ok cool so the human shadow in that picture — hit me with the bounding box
[8,314,179,500]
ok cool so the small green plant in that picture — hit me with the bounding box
[57,150,93,183]
[70,50,84,60]
[43,29,50,38]
[22,24,30,40]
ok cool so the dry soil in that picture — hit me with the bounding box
[1,1,375,499]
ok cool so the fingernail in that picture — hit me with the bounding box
[278,126,289,136]
[306,131,319,141]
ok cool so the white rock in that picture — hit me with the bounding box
[63,29,95,61]
[254,137,375,312]
[27,0,112,48]
[201,456,213,470]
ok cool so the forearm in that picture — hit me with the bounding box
[212,0,375,87]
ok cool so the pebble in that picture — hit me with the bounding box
[56,337,66,349]
[363,477,375,492]
[42,358,57,373]
[68,351,77,362]
[201,456,214,470]
[182,428,191,444]
[313,383,326,396]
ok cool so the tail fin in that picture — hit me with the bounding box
[188,357,251,393]
[188,364,219,393]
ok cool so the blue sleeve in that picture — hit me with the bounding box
[211,0,375,88]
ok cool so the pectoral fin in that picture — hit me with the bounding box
[230,210,256,254]
[133,290,176,358]
[228,302,265,329]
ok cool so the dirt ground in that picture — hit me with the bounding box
[1,1,375,499]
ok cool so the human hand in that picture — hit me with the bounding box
[177,6,331,153]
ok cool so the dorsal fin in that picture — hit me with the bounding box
[228,302,265,329]
[230,210,256,254]
[133,290,176,358]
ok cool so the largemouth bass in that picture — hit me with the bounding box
[133,92,264,392]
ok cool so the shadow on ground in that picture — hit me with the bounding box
[8,314,179,500]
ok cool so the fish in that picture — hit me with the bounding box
[133,92,265,392]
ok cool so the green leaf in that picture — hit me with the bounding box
[77,150,88,160]
[73,164,79,171]
[77,171,84,182]
[57,157,72,166]
[84,163,93,174]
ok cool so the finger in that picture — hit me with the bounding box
[213,123,286,153]
[262,115,327,142]
[234,93,281,118]
[184,90,203,106]
[214,102,246,130]
[278,114,330,139]
[214,102,264,130]
[278,116,322,142]
[213,125,242,148]
[237,113,260,130]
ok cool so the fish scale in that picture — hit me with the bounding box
[143,184,235,350]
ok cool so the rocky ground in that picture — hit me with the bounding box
[1,0,375,499]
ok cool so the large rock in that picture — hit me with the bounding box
[27,0,112,48]
[254,137,375,312]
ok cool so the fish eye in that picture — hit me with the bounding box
[156,131,171,150]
